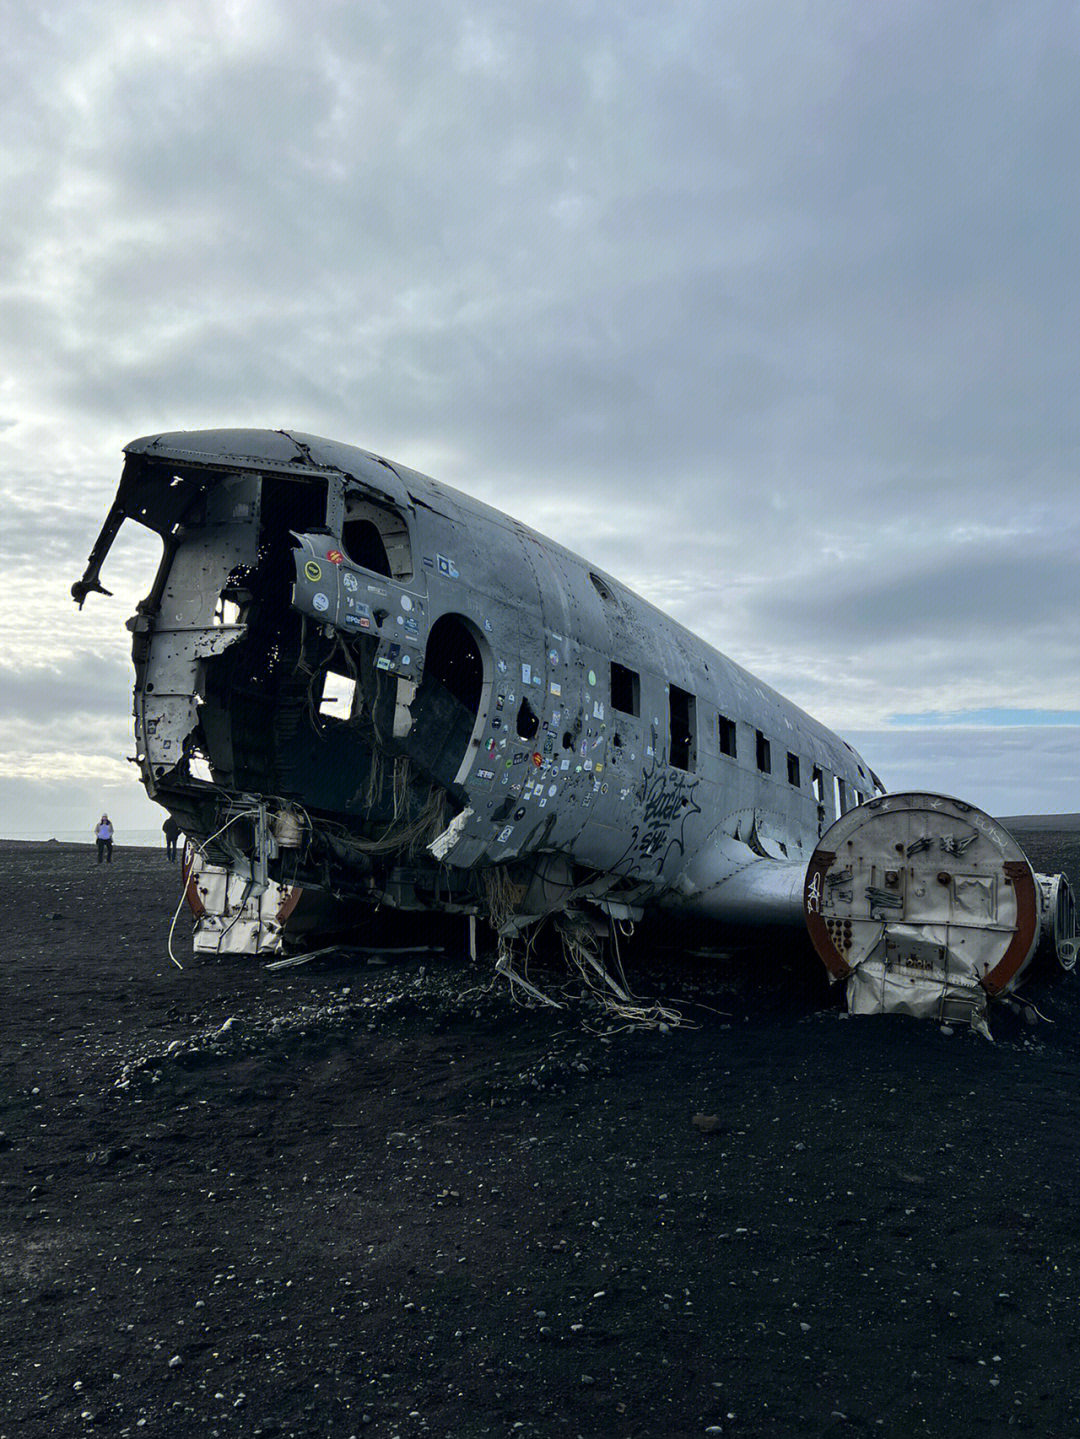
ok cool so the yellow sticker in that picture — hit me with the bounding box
[304,560,322,582]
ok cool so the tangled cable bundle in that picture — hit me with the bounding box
[555,912,686,1029]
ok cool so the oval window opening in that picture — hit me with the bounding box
[517,696,539,740]
[409,614,485,787]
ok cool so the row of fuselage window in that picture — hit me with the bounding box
[608,662,867,815]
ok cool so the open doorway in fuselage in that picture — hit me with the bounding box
[408,613,490,789]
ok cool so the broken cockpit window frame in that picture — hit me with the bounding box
[342,496,414,581]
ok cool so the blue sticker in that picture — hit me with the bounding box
[436,554,459,579]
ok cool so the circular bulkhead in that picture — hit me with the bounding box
[804,792,1041,1019]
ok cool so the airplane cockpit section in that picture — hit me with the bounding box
[74,428,1076,1033]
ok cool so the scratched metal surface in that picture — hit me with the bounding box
[81,429,879,928]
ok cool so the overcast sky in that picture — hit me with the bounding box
[2,0,1078,838]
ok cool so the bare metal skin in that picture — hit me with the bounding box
[75,430,1074,1023]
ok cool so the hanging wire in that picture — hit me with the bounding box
[166,806,262,970]
[556,912,688,1030]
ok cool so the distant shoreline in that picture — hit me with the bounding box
[998,813,1080,831]
[0,838,160,850]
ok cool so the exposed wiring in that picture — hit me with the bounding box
[167,807,261,969]
[1013,996,1055,1024]
[165,877,190,971]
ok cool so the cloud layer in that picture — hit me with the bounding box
[2,0,1078,832]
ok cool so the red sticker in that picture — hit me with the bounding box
[327,549,345,565]
[532,753,543,767]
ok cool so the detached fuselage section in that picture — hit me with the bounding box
[75,430,1074,1025]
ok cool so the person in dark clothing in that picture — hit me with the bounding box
[94,815,114,864]
[162,814,182,862]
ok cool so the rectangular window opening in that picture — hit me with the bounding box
[812,766,826,804]
[342,497,414,581]
[669,685,696,771]
[718,713,737,757]
[835,776,851,816]
[610,661,640,716]
[188,753,213,783]
[756,730,771,774]
[213,597,242,627]
[319,670,357,720]
[787,752,801,787]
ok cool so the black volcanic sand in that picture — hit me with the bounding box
[2,832,1080,1439]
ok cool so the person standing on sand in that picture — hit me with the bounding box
[162,814,181,862]
[94,814,114,864]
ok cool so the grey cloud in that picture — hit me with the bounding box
[0,655,133,720]
[846,724,1080,818]
[0,775,160,839]
[3,0,1079,824]
[752,540,1079,647]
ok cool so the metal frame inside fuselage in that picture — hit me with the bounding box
[98,430,880,933]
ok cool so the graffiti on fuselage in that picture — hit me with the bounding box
[629,757,703,872]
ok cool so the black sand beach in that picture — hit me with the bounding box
[2,828,1079,1438]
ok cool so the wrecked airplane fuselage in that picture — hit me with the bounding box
[74,429,1076,1025]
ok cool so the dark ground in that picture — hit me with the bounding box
[2,829,1079,1439]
